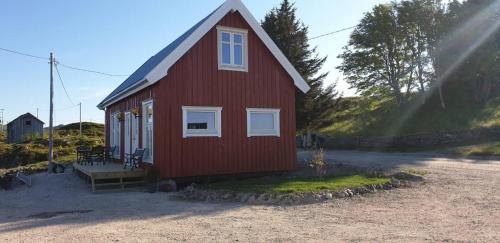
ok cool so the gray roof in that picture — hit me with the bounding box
[7,113,44,125]
[98,6,221,107]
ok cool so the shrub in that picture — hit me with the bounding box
[308,148,327,178]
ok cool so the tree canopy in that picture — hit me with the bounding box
[339,0,500,108]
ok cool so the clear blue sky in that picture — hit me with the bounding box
[0,0,388,125]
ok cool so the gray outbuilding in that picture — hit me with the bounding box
[7,113,44,143]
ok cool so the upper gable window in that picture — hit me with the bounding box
[217,26,248,72]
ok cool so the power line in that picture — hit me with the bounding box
[54,62,76,106]
[309,26,357,40]
[0,47,48,60]
[0,46,129,77]
[56,61,129,77]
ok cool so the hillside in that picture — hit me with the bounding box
[0,122,104,173]
[320,93,500,138]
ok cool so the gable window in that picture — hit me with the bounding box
[217,26,248,72]
[247,108,280,137]
[182,106,222,138]
[25,120,32,126]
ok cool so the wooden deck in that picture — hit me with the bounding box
[73,163,146,192]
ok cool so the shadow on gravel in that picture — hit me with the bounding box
[0,173,246,234]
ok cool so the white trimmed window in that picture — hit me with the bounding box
[246,108,280,137]
[217,26,248,72]
[110,112,121,158]
[182,106,222,138]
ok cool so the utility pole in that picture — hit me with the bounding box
[0,109,4,133]
[79,102,82,136]
[36,108,39,118]
[48,52,54,173]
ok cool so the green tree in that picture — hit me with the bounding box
[338,3,415,105]
[262,0,340,133]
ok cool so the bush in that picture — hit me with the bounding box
[308,148,327,178]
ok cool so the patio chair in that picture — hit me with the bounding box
[76,146,92,165]
[124,148,146,170]
[104,146,117,163]
[89,147,105,166]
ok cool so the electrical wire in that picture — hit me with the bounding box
[0,47,49,60]
[0,46,129,77]
[54,62,76,106]
[56,61,129,77]
[309,26,357,40]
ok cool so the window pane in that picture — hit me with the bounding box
[222,32,230,42]
[234,34,242,44]
[146,105,153,123]
[250,113,274,130]
[187,111,215,130]
[222,43,231,64]
[234,45,243,65]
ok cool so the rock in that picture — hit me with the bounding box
[247,195,258,204]
[184,183,196,193]
[158,180,177,192]
[222,193,232,200]
[391,178,401,188]
[239,193,254,203]
[325,192,333,199]
[345,189,354,197]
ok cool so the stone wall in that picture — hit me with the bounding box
[298,127,500,149]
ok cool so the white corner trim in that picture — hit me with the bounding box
[182,106,223,138]
[246,108,280,137]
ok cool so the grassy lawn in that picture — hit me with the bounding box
[452,142,500,156]
[321,95,500,137]
[206,175,390,193]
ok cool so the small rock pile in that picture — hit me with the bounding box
[177,176,418,205]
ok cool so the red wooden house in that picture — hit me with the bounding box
[97,0,310,179]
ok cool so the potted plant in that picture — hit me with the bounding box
[117,112,125,122]
[131,108,140,118]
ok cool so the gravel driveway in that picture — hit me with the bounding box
[1,151,499,242]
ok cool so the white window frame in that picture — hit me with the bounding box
[110,112,121,158]
[182,106,222,138]
[246,108,280,137]
[142,100,154,164]
[217,26,248,72]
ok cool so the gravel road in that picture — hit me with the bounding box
[1,151,499,242]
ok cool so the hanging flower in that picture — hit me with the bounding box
[117,112,125,121]
[131,108,140,117]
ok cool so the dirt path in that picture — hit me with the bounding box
[1,152,499,242]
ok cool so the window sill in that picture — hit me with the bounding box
[183,131,222,138]
[218,65,248,72]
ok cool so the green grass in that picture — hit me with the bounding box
[452,142,500,156]
[206,175,390,193]
[405,168,429,176]
[321,94,500,137]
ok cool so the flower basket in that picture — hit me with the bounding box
[131,108,140,118]
[117,112,125,122]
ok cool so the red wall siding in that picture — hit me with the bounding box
[106,11,297,178]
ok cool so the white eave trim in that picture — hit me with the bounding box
[99,0,310,110]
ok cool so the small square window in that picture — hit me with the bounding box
[183,106,222,138]
[247,108,280,137]
[25,120,32,126]
[217,26,248,72]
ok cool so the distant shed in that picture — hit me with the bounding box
[7,113,44,143]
